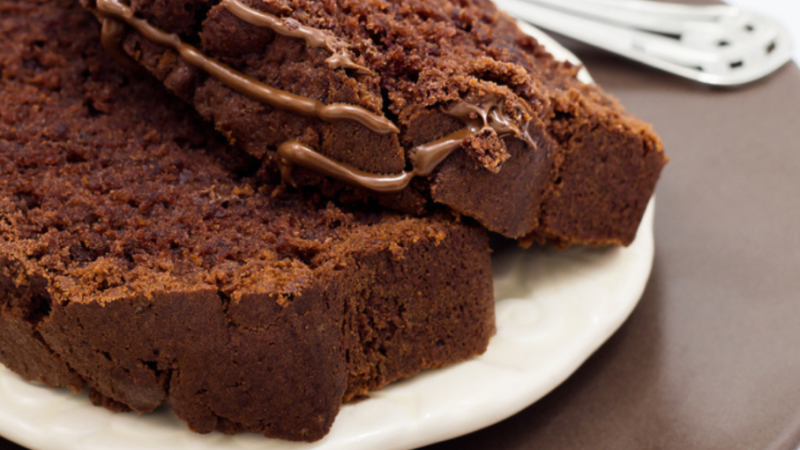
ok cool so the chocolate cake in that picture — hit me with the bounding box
[0,1,495,441]
[82,0,667,246]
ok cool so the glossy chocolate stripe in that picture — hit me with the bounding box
[446,95,538,150]
[95,0,399,135]
[99,17,138,69]
[277,128,472,193]
[221,0,373,74]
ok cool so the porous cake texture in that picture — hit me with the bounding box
[0,1,494,441]
[84,0,667,245]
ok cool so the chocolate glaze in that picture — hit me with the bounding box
[278,99,538,193]
[277,128,472,193]
[278,141,414,192]
[445,95,538,151]
[95,0,398,135]
[221,0,373,74]
[99,17,137,69]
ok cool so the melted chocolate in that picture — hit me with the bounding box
[95,0,398,135]
[277,129,469,193]
[277,98,538,193]
[277,141,415,192]
[221,0,373,74]
[445,95,538,151]
[98,16,138,70]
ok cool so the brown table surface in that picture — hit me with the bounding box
[3,4,800,450]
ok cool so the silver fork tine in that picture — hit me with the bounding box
[495,0,793,86]
[538,0,734,18]
[526,0,735,35]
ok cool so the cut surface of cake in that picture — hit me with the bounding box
[0,1,495,442]
[82,0,667,245]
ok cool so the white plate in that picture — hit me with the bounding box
[0,24,653,450]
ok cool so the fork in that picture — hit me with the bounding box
[493,0,793,86]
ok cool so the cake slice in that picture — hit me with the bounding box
[0,1,494,441]
[81,0,667,245]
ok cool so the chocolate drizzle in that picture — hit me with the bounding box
[446,96,538,151]
[95,0,398,135]
[277,98,537,193]
[92,0,540,194]
[99,16,137,69]
[277,128,471,193]
[221,0,373,74]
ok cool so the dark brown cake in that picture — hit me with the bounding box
[0,1,495,442]
[82,0,667,246]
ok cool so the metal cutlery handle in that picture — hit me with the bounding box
[495,0,793,86]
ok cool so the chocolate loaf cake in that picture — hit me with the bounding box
[83,0,667,246]
[0,1,495,441]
